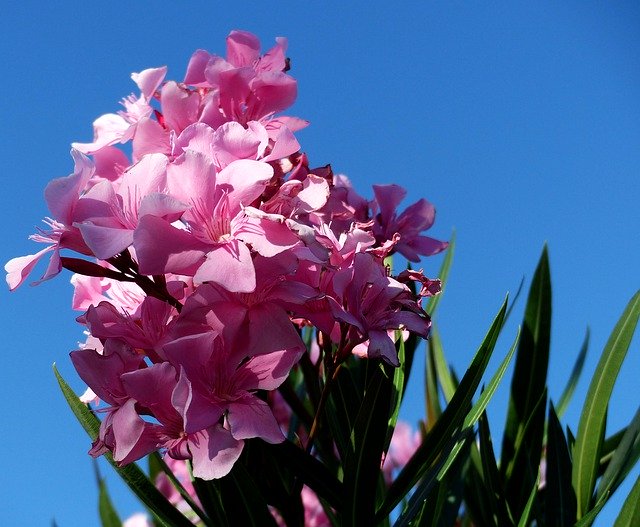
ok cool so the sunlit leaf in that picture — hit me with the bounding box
[597,406,640,502]
[613,476,640,527]
[572,290,640,518]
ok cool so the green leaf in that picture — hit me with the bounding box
[220,462,280,527]
[426,334,443,431]
[613,476,640,527]
[429,323,457,404]
[463,328,520,429]
[98,477,122,527]
[326,363,362,462]
[501,247,551,520]
[343,364,394,526]
[505,388,548,523]
[572,290,640,518]
[393,429,474,527]
[597,406,640,502]
[501,246,552,480]
[573,496,607,527]
[516,471,540,527]
[269,440,345,512]
[477,412,513,526]
[434,327,518,482]
[545,402,577,526]
[426,229,456,317]
[53,365,193,527]
[150,452,211,526]
[378,297,508,519]
[434,329,520,485]
[384,332,406,454]
[556,328,589,418]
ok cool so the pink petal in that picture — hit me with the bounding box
[160,81,200,134]
[44,150,94,225]
[247,303,305,357]
[77,223,134,259]
[193,242,255,292]
[228,396,284,444]
[373,184,406,224]
[184,50,212,86]
[189,426,244,480]
[239,216,298,257]
[241,349,302,391]
[72,113,130,154]
[137,193,187,221]
[131,66,167,99]
[119,153,169,199]
[226,30,261,67]
[216,159,273,213]
[132,117,170,161]
[93,146,130,181]
[134,215,208,276]
[5,246,54,290]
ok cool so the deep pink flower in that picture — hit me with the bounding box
[332,253,431,365]
[372,184,448,262]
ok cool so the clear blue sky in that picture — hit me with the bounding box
[1,2,638,525]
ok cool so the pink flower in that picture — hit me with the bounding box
[372,184,448,262]
[332,253,431,365]
[5,150,94,289]
[134,153,299,291]
[183,31,305,131]
[73,153,186,259]
[72,67,167,157]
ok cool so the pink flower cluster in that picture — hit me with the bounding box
[6,31,445,480]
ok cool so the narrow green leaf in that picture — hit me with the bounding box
[191,476,228,526]
[504,276,525,324]
[556,328,589,418]
[326,363,362,462]
[504,388,547,522]
[344,365,394,526]
[269,440,345,511]
[545,402,577,526]
[435,329,520,483]
[597,406,640,502]
[429,323,457,403]
[463,328,520,428]
[150,452,211,526]
[393,429,473,527]
[426,335,443,431]
[426,229,456,317]
[502,246,552,480]
[478,412,513,526]
[384,332,406,454]
[379,297,508,518]
[613,476,640,527]
[572,290,640,518]
[98,478,122,527]
[516,471,540,527]
[222,463,279,527]
[53,365,193,527]
[573,496,607,527]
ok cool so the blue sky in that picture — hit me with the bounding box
[1,2,639,525]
